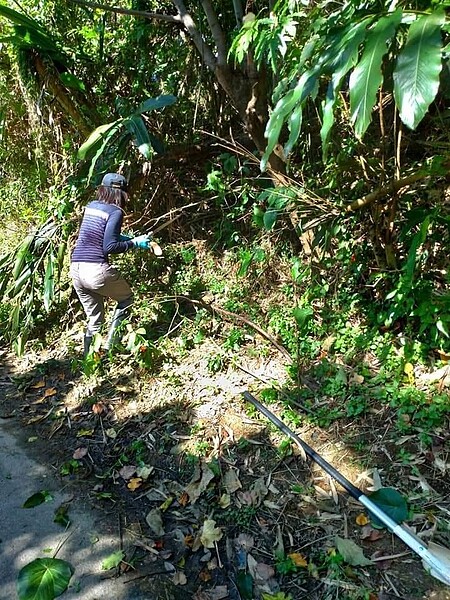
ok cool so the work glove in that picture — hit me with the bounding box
[131,234,151,249]
[119,234,132,242]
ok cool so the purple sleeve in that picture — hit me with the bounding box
[103,209,134,255]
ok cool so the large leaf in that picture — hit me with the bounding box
[368,487,408,529]
[77,122,118,160]
[124,115,159,159]
[134,94,177,115]
[393,10,445,130]
[17,558,73,600]
[335,536,373,566]
[320,19,371,156]
[350,10,403,139]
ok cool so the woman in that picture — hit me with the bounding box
[70,173,150,356]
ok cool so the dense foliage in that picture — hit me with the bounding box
[0,0,449,359]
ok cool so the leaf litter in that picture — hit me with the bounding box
[1,335,449,600]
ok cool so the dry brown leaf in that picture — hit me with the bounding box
[127,477,143,491]
[360,525,384,541]
[200,519,223,548]
[356,513,370,526]
[199,569,212,582]
[92,402,106,414]
[178,491,189,507]
[247,553,275,582]
[173,571,187,585]
[43,387,57,398]
[73,447,88,460]
[236,533,254,551]
[184,461,215,504]
[210,586,229,600]
[288,552,308,567]
[223,468,242,494]
[30,380,46,389]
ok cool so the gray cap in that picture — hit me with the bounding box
[101,173,127,190]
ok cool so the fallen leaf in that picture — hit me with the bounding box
[335,536,373,567]
[360,525,384,542]
[92,402,106,414]
[30,380,45,389]
[43,387,57,398]
[146,508,165,536]
[101,550,125,570]
[247,553,275,581]
[22,491,54,508]
[224,468,242,494]
[127,477,143,491]
[160,496,174,512]
[184,461,215,504]
[199,569,212,582]
[236,533,254,552]
[136,465,154,480]
[173,571,187,585]
[219,493,231,508]
[356,513,370,526]
[288,552,308,567]
[178,492,189,506]
[119,465,137,480]
[73,447,88,460]
[76,428,94,437]
[106,428,117,439]
[200,519,223,548]
[210,586,229,600]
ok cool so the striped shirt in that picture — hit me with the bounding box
[71,201,133,263]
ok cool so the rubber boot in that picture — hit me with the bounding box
[83,333,93,358]
[105,306,130,351]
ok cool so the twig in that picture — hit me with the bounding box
[215,540,223,568]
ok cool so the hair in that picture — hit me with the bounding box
[96,186,128,209]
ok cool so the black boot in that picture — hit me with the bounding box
[105,306,130,351]
[83,333,93,358]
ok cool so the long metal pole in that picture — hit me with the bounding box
[243,391,450,586]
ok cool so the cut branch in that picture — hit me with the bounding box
[346,173,427,213]
[176,295,293,363]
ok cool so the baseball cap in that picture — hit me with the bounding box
[101,173,127,190]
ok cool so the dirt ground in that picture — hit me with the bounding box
[1,333,450,600]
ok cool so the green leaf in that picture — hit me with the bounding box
[320,19,370,158]
[350,10,403,139]
[53,505,71,528]
[335,536,373,566]
[22,491,54,509]
[133,94,177,115]
[77,121,118,160]
[124,115,153,158]
[293,307,313,330]
[236,571,253,600]
[17,557,73,600]
[263,208,278,230]
[59,72,86,92]
[43,255,54,312]
[368,487,409,528]
[101,550,125,571]
[393,10,445,130]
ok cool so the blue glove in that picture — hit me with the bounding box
[131,234,151,249]
[119,234,132,241]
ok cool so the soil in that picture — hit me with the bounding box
[1,331,449,600]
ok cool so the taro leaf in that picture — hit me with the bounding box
[393,10,445,130]
[17,557,73,600]
[22,491,53,508]
[101,550,125,571]
[350,9,402,139]
[335,536,373,566]
[236,571,253,600]
[368,487,408,529]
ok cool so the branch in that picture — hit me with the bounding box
[232,0,244,26]
[200,0,228,65]
[177,295,293,363]
[345,173,427,213]
[171,0,217,70]
[68,0,181,23]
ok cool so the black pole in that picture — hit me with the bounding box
[243,391,363,500]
